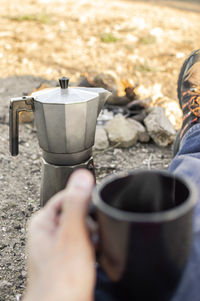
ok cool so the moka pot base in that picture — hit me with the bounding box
[40,156,95,206]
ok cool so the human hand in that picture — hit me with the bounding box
[24,169,95,301]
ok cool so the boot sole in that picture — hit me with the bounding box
[177,49,198,104]
[173,50,198,156]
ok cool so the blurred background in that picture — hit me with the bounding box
[1,0,200,100]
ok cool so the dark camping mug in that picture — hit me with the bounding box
[92,170,196,301]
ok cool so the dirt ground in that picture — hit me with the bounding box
[0,0,200,300]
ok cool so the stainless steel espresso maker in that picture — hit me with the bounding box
[9,77,111,205]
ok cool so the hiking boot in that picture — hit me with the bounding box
[173,49,200,156]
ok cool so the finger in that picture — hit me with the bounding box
[57,169,95,247]
[63,169,95,216]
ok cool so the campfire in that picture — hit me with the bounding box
[78,72,182,131]
[21,72,181,149]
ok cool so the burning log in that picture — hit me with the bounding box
[128,110,147,123]
[127,99,148,110]
[77,75,95,88]
[93,72,118,94]
[125,86,137,101]
[78,72,137,106]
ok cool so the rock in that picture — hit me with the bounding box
[152,96,183,131]
[127,119,150,142]
[105,114,138,148]
[105,94,130,106]
[94,127,109,150]
[0,244,7,250]
[15,295,21,301]
[20,228,25,234]
[27,204,34,212]
[21,270,27,277]
[14,224,21,230]
[0,280,12,288]
[144,106,176,147]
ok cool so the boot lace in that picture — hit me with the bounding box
[183,87,200,117]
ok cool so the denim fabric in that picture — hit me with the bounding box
[169,123,200,301]
[95,124,200,301]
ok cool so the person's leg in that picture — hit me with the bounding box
[169,124,200,231]
[169,128,200,301]
[95,266,119,301]
[169,50,200,300]
[169,49,200,230]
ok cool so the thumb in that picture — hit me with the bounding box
[57,169,95,249]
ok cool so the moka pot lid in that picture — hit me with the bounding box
[31,77,99,104]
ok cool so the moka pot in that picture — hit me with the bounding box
[9,77,111,205]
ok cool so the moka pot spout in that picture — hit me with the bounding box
[77,87,112,116]
[96,88,112,116]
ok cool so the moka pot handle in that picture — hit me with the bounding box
[9,96,34,156]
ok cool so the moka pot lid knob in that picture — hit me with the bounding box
[59,77,69,89]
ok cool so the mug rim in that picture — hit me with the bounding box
[92,169,197,223]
